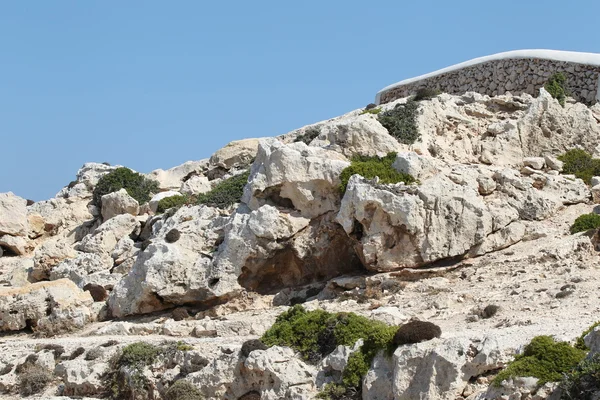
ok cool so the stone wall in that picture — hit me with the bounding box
[377,54,600,105]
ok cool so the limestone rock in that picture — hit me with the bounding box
[55,358,109,396]
[27,213,45,238]
[31,232,79,281]
[0,279,93,334]
[49,252,115,289]
[0,192,28,237]
[0,234,30,255]
[56,162,121,199]
[243,138,350,219]
[149,160,207,191]
[544,154,563,172]
[76,214,139,256]
[392,152,441,180]
[101,189,140,220]
[108,205,228,317]
[0,257,32,287]
[210,138,261,169]
[314,114,402,158]
[180,175,212,196]
[523,157,545,170]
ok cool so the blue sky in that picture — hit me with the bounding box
[2,1,600,201]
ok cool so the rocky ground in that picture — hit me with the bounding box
[2,88,600,399]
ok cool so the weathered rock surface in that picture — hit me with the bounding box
[101,189,139,220]
[210,138,261,169]
[0,279,93,334]
[0,192,28,237]
[149,160,207,190]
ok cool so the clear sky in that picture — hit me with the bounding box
[2,1,600,201]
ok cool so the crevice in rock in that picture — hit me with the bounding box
[238,213,366,295]
[254,184,295,210]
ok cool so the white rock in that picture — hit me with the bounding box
[49,252,114,288]
[0,192,28,237]
[0,257,32,287]
[101,189,140,221]
[77,214,139,256]
[149,160,207,191]
[180,175,212,196]
[209,138,261,169]
[55,358,108,396]
[0,234,30,255]
[56,162,121,199]
[0,279,93,334]
[392,152,441,180]
[148,190,182,213]
[544,154,564,172]
[523,157,545,170]
[243,138,350,219]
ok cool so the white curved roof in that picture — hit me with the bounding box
[375,49,600,103]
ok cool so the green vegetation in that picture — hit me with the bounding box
[18,364,53,396]
[93,167,159,207]
[261,305,397,394]
[576,321,600,351]
[393,320,442,346]
[570,213,600,234]
[560,353,600,400]
[196,170,250,209]
[378,99,420,144]
[295,127,321,145]
[558,149,600,184]
[108,342,162,399]
[492,336,585,386]
[157,194,190,214]
[413,88,441,101]
[360,107,382,115]
[339,152,416,193]
[164,379,203,400]
[545,72,568,107]
[316,383,358,400]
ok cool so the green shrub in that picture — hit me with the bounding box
[295,127,321,145]
[164,379,203,400]
[93,167,159,207]
[570,213,600,234]
[18,364,53,396]
[560,353,600,400]
[157,194,190,214]
[576,321,600,351]
[317,383,359,400]
[360,107,382,115]
[119,342,161,367]
[558,149,600,184]
[545,72,568,107]
[196,170,250,209]
[413,88,441,101]
[378,99,420,144]
[107,342,163,399]
[262,305,397,394]
[493,335,585,386]
[339,153,415,193]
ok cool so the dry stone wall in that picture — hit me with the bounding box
[377,51,600,105]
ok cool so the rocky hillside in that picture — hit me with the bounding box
[2,88,600,400]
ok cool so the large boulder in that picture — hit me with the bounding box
[101,189,140,221]
[49,252,115,289]
[0,279,94,334]
[149,160,208,191]
[0,192,28,237]
[243,139,350,219]
[313,114,402,158]
[209,138,261,170]
[31,232,79,281]
[108,205,229,317]
[0,234,30,255]
[76,214,139,256]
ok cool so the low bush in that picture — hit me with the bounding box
[93,167,159,207]
[261,305,397,394]
[413,88,441,101]
[107,342,162,399]
[360,107,381,115]
[558,149,600,184]
[482,305,500,319]
[241,339,268,358]
[196,170,250,209]
[492,335,585,386]
[570,213,600,234]
[545,72,568,107]
[316,383,359,400]
[339,153,416,193]
[575,321,600,350]
[295,127,321,145]
[393,320,442,346]
[560,353,600,400]
[378,99,420,144]
[18,364,53,396]
[157,194,190,214]
[164,379,203,400]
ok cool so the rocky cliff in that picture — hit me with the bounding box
[2,88,600,400]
